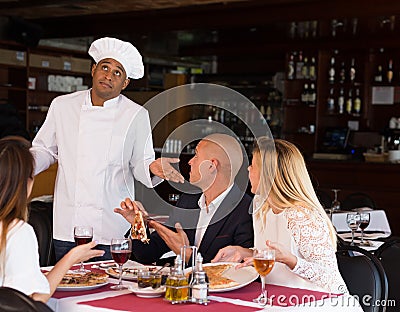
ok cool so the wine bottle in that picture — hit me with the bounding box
[309,57,317,80]
[301,83,309,105]
[338,88,345,114]
[349,58,356,82]
[387,59,393,83]
[328,56,335,84]
[287,52,295,80]
[354,88,361,116]
[301,57,309,79]
[308,83,316,107]
[374,65,383,82]
[346,89,353,114]
[327,88,335,114]
[296,51,304,79]
[339,61,346,83]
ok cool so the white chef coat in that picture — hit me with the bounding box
[31,90,155,245]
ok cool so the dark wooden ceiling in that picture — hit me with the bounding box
[2,0,400,74]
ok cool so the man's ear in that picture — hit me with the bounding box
[91,63,97,77]
[122,78,130,90]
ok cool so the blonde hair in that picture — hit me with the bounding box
[253,137,337,247]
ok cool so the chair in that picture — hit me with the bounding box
[341,192,376,210]
[336,244,388,312]
[28,201,55,266]
[316,189,332,209]
[0,287,54,312]
[375,237,400,312]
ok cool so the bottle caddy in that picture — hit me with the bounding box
[164,246,209,305]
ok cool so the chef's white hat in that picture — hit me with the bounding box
[88,37,144,79]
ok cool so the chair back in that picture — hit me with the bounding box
[336,245,388,312]
[342,192,376,210]
[0,287,53,312]
[375,237,400,312]
[27,201,55,266]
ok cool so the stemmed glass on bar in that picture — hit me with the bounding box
[73,225,93,273]
[358,212,371,246]
[331,189,341,212]
[253,248,275,306]
[110,238,132,290]
[346,213,361,246]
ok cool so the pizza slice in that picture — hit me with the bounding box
[131,211,149,243]
[58,272,108,287]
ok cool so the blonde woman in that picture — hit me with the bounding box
[212,137,348,294]
[0,136,104,303]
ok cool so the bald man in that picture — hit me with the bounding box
[115,133,253,264]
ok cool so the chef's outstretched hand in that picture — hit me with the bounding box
[150,157,184,183]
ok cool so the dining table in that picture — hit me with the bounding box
[44,261,363,312]
[331,209,391,251]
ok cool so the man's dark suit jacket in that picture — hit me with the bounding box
[131,184,253,264]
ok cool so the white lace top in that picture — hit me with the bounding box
[253,203,349,294]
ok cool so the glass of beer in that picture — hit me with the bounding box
[253,248,275,306]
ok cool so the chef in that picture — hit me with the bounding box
[31,37,183,261]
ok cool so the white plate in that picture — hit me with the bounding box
[56,282,108,292]
[128,285,166,298]
[185,262,258,293]
[106,265,164,281]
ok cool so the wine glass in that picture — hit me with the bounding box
[110,238,132,290]
[73,225,93,273]
[253,248,275,306]
[346,213,361,246]
[331,189,341,212]
[359,212,371,246]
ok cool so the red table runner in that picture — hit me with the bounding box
[77,282,340,311]
[216,282,340,307]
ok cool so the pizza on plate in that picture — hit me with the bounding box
[58,271,108,287]
[131,211,149,243]
[188,264,239,289]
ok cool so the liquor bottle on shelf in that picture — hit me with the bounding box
[296,51,304,79]
[301,83,309,105]
[354,88,361,116]
[308,83,316,107]
[287,52,295,80]
[387,59,393,83]
[328,56,335,84]
[301,57,309,79]
[339,61,346,84]
[338,87,345,114]
[374,65,383,83]
[309,57,317,80]
[349,58,356,83]
[346,89,353,114]
[327,87,335,114]
[351,18,358,36]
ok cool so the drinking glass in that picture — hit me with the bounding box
[110,238,132,290]
[331,189,341,212]
[346,213,361,246]
[73,225,93,273]
[359,212,371,246]
[253,248,275,306]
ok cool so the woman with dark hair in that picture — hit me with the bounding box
[0,136,104,303]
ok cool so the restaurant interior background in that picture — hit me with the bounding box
[0,0,399,235]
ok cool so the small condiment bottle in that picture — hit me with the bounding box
[165,255,189,303]
[190,253,209,304]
